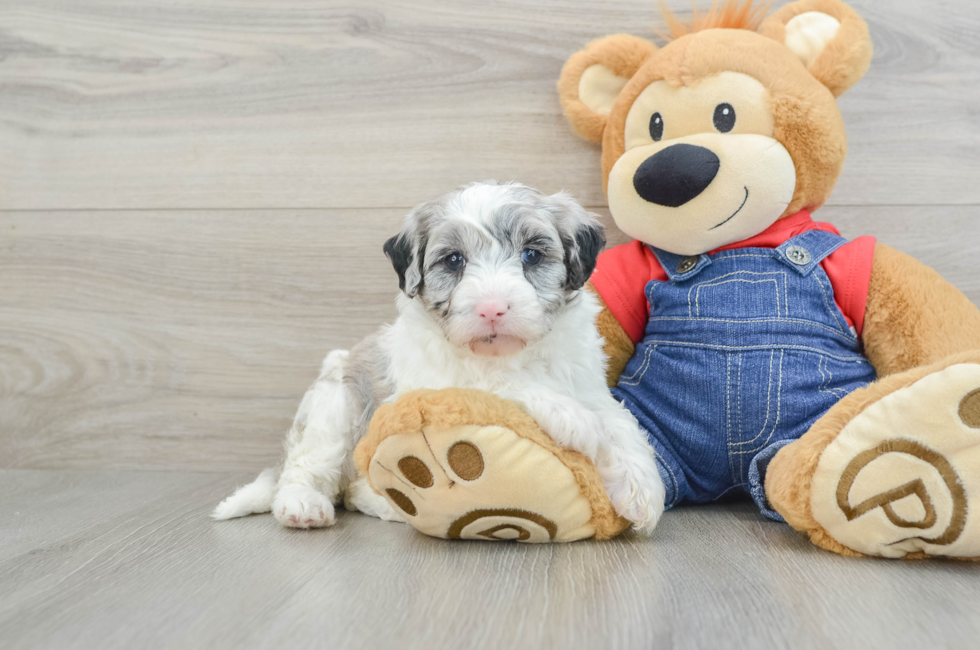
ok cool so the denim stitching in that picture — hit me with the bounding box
[692,269,785,283]
[821,356,848,399]
[710,253,774,261]
[639,339,870,362]
[719,243,847,326]
[694,274,783,318]
[736,353,743,451]
[816,356,847,400]
[656,454,680,506]
[725,353,736,481]
[696,278,782,319]
[731,349,774,450]
[733,349,784,457]
[714,250,848,328]
[811,271,849,334]
[648,317,858,343]
[735,354,744,481]
[640,339,860,360]
[817,354,829,399]
[784,273,789,317]
[618,344,655,387]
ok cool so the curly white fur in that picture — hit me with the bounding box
[213,182,665,534]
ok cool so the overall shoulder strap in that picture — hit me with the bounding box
[650,246,712,282]
[773,230,847,276]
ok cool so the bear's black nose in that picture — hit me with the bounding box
[632,144,720,207]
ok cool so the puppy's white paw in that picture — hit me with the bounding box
[273,484,336,529]
[604,461,666,536]
[533,400,602,460]
[344,477,404,523]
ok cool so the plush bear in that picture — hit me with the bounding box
[556,0,980,558]
[358,0,980,556]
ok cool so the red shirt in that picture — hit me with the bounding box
[590,211,876,343]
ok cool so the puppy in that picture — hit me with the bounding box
[213,181,666,533]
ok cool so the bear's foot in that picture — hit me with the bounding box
[354,389,630,543]
[768,355,980,559]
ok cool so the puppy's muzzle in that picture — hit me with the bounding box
[632,144,720,208]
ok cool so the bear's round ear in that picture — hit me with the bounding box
[558,34,657,143]
[759,0,872,97]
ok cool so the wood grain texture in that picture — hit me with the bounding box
[2,205,978,472]
[0,470,978,650]
[2,2,979,646]
[0,0,978,210]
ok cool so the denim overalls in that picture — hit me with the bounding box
[611,230,877,520]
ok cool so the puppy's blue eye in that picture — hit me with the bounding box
[445,252,466,272]
[521,248,542,267]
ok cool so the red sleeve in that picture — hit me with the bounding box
[821,235,876,339]
[589,241,665,343]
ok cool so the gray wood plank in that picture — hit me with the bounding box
[0,208,403,471]
[2,205,978,471]
[0,0,977,210]
[0,469,977,650]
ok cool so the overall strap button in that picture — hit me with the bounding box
[785,245,811,266]
[676,256,699,273]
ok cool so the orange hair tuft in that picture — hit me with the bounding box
[657,0,773,40]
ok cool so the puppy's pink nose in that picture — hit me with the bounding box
[475,298,509,323]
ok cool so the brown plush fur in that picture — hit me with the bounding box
[356,388,631,540]
[588,282,637,387]
[659,0,773,38]
[759,0,873,97]
[557,34,657,144]
[766,350,980,560]
[863,244,980,377]
[558,0,867,215]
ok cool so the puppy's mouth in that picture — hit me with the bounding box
[709,186,749,230]
[468,334,527,357]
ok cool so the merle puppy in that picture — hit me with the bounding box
[214,181,665,534]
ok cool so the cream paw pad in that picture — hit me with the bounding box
[354,388,629,543]
[808,362,980,559]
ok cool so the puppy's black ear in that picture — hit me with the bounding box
[383,234,412,295]
[547,192,606,290]
[564,220,605,290]
[383,219,425,297]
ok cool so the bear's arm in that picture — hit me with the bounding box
[586,282,636,387]
[862,242,980,377]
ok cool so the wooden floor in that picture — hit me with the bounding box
[1,470,978,650]
[2,1,980,648]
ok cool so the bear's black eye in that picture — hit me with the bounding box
[649,112,664,141]
[521,248,542,267]
[713,103,736,133]
[444,252,466,272]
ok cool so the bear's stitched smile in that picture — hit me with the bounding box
[709,186,749,230]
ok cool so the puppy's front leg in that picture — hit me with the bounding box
[502,388,605,461]
[275,350,353,529]
[506,388,666,535]
[343,476,404,522]
[591,404,666,535]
